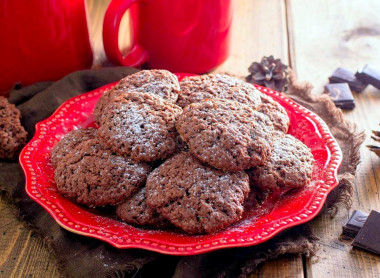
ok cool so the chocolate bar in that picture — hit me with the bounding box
[352,210,380,255]
[342,210,369,238]
[324,83,355,109]
[355,64,380,89]
[329,68,367,92]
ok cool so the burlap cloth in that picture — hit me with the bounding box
[0,67,365,277]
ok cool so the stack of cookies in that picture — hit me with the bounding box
[52,70,314,234]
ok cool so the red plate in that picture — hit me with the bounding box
[20,74,342,255]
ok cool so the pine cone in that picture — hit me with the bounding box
[246,56,289,92]
[367,128,380,157]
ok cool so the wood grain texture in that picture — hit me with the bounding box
[249,255,304,278]
[217,0,289,76]
[0,194,60,278]
[288,0,380,277]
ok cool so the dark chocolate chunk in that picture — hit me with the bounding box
[324,83,355,109]
[329,68,367,92]
[352,210,380,255]
[355,64,380,89]
[342,210,369,238]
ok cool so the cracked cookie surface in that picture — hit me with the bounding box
[145,152,250,234]
[258,93,290,133]
[51,128,96,168]
[176,98,275,171]
[54,138,150,207]
[116,187,171,228]
[94,70,180,123]
[177,74,261,109]
[247,134,314,191]
[0,96,27,160]
[98,92,182,162]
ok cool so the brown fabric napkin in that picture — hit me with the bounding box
[0,67,365,278]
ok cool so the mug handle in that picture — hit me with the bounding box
[103,0,148,66]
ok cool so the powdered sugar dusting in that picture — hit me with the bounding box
[176,98,275,171]
[54,137,151,207]
[94,70,180,123]
[177,74,262,109]
[98,92,182,162]
[248,134,314,191]
[145,152,250,234]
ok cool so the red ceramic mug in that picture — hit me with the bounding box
[103,0,233,73]
[0,0,93,95]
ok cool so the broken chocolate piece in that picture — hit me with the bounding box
[342,210,369,238]
[355,64,380,89]
[329,67,367,92]
[352,210,380,255]
[324,83,355,109]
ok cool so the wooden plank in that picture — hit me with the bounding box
[288,0,380,277]
[249,255,304,278]
[288,0,380,91]
[217,0,290,76]
[0,193,60,278]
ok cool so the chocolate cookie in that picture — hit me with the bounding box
[247,134,314,191]
[145,152,250,234]
[176,98,275,171]
[116,187,170,228]
[54,138,151,207]
[98,92,182,162]
[94,70,180,123]
[50,128,96,168]
[259,93,290,133]
[177,74,262,109]
[0,96,27,160]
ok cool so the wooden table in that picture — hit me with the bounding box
[1,0,380,277]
